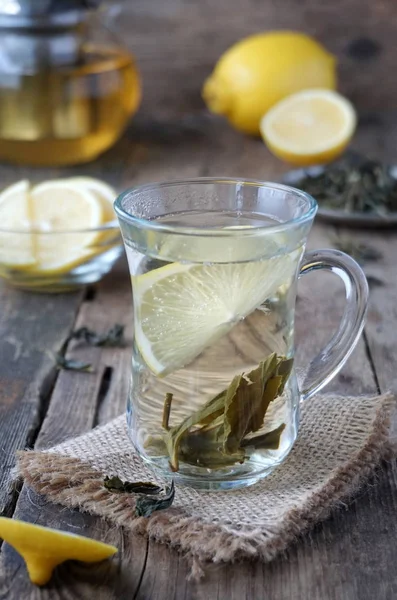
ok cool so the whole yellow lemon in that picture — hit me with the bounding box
[202,31,337,135]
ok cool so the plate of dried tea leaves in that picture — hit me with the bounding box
[282,156,397,228]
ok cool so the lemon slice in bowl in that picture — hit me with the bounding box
[133,252,298,376]
[28,180,104,275]
[66,177,117,223]
[66,177,119,250]
[0,180,37,269]
[260,89,356,166]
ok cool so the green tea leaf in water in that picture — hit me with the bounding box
[163,390,227,471]
[177,421,245,469]
[135,480,175,518]
[241,423,286,450]
[104,476,162,495]
[223,354,292,454]
[162,393,173,430]
[162,353,292,471]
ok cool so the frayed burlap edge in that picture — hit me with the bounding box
[16,393,395,574]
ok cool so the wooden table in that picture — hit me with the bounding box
[1,1,397,598]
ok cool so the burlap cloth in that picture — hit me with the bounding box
[17,392,394,573]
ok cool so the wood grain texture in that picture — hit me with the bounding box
[0,259,149,599]
[0,0,397,598]
[0,286,83,516]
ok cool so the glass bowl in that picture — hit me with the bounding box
[0,221,123,292]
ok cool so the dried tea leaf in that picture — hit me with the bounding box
[296,157,397,216]
[54,324,125,374]
[55,354,92,372]
[366,275,385,289]
[104,476,162,495]
[332,238,382,265]
[135,480,175,517]
[69,324,125,347]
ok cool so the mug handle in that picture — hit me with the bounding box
[298,249,369,401]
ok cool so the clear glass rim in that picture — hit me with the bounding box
[114,177,318,236]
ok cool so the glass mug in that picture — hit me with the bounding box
[115,178,368,491]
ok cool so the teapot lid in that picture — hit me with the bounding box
[0,0,101,28]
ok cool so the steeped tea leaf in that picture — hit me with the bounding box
[162,353,293,471]
[163,390,226,471]
[104,476,162,495]
[223,354,291,454]
[241,423,286,450]
[177,421,245,468]
[135,481,175,517]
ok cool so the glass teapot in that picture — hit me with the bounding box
[0,0,141,166]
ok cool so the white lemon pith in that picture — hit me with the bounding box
[260,89,356,165]
[133,251,299,376]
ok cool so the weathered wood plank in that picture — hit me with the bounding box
[0,285,83,516]
[0,259,147,599]
[346,230,397,395]
[1,0,397,598]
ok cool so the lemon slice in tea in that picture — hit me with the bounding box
[133,252,299,376]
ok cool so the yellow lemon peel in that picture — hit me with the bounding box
[202,31,336,135]
[0,517,117,586]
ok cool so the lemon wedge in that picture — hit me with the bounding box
[133,252,299,376]
[0,517,117,586]
[0,181,37,269]
[260,89,356,165]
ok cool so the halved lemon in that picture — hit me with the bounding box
[133,252,299,376]
[0,180,37,269]
[260,89,357,166]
